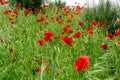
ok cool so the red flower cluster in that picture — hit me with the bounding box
[74,56,90,72]
[2,10,12,15]
[44,32,54,42]
[85,27,94,35]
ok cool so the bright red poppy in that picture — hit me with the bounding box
[91,21,98,26]
[74,32,81,38]
[62,36,73,46]
[116,29,120,36]
[74,56,90,72]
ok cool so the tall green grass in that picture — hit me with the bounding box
[0,1,120,80]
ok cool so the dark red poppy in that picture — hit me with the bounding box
[85,27,94,35]
[66,19,71,23]
[74,32,81,38]
[2,10,12,15]
[101,43,108,50]
[74,56,90,72]
[24,10,30,16]
[36,16,45,22]
[62,25,71,32]
[16,4,21,8]
[9,49,15,53]
[45,21,48,25]
[44,37,52,42]
[68,30,73,33]
[62,36,73,46]
[34,59,39,63]
[116,29,120,36]
[99,22,106,27]
[36,39,44,46]
[78,22,84,26]
[35,67,41,72]
[8,17,14,21]
[13,10,19,16]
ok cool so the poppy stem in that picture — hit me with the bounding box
[52,44,56,80]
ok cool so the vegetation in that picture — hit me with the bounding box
[84,0,120,34]
[0,0,120,80]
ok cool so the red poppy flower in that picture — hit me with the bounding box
[101,43,108,50]
[16,4,21,8]
[35,67,41,72]
[8,17,14,21]
[36,16,45,22]
[74,32,81,38]
[116,29,120,36]
[78,22,84,26]
[56,17,60,21]
[36,39,44,46]
[9,49,15,53]
[99,22,106,27]
[74,56,90,72]
[116,19,120,23]
[44,37,52,42]
[13,10,19,16]
[24,10,30,16]
[68,30,73,33]
[91,21,98,26]
[13,57,17,61]
[116,40,120,44]
[56,11,59,15]
[51,17,54,20]
[45,67,50,71]
[44,32,54,38]
[105,33,114,40]
[2,10,12,15]
[62,36,73,46]
[34,59,39,63]
[85,27,94,35]
[66,19,71,23]
[62,25,71,32]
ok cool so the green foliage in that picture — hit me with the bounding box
[84,0,120,34]
[9,0,44,9]
[87,45,120,80]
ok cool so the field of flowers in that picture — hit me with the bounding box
[0,1,120,80]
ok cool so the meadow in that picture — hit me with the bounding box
[0,1,120,80]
